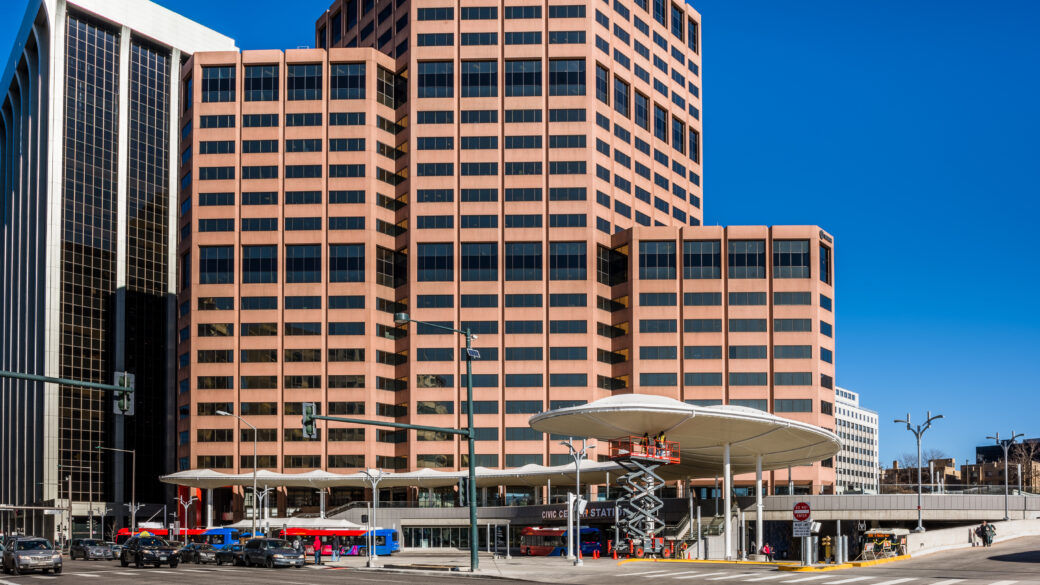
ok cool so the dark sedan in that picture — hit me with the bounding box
[179,542,218,564]
[119,534,181,568]
[214,543,244,566]
[70,538,114,560]
[1,537,62,575]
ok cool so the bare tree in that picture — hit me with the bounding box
[1009,442,1040,492]
[923,448,948,463]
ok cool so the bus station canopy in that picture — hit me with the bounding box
[160,459,625,491]
[529,394,841,477]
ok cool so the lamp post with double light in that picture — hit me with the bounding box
[894,411,942,532]
[216,410,258,537]
[393,313,479,571]
[560,438,594,566]
[987,431,1024,521]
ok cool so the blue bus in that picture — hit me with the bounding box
[202,527,243,550]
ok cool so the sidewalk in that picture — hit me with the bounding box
[318,551,629,580]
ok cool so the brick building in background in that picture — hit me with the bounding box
[175,0,836,520]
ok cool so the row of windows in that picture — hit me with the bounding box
[195,112,366,130]
[199,138,366,155]
[418,59,586,98]
[200,63,368,102]
[198,164,366,180]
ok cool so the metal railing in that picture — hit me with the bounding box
[879,483,1039,495]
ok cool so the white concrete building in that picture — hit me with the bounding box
[834,386,879,493]
[0,0,233,541]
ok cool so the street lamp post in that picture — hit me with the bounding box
[561,438,594,566]
[96,446,136,532]
[894,411,943,532]
[217,410,258,537]
[177,496,198,531]
[986,431,1023,521]
[393,313,479,572]
[58,463,93,539]
[360,469,384,566]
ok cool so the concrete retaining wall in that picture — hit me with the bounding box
[907,518,1040,557]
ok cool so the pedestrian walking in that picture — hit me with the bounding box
[761,542,772,561]
[332,535,341,561]
[977,521,995,547]
[314,536,323,565]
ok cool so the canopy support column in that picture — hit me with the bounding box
[724,442,732,560]
[755,454,763,553]
[206,488,214,528]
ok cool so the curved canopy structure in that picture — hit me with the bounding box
[529,394,841,477]
[160,459,624,490]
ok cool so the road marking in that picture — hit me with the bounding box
[927,580,964,585]
[676,571,730,579]
[870,579,917,585]
[784,576,834,583]
[112,571,136,575]
[0,579,18,585]
[181,568,207,572]
[745,575,787,582]
[825,578,872,585]
[624,570,673,576]
[710,573,762,581]
[67,574,100,578]
[29,577,57,581]
[667,571,701,577]
[986,581,1017,585]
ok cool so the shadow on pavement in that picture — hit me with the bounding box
[987,550,1040,564]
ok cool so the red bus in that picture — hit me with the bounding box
[114,528,206,545]
[274,527,399,556]
[519,526,601,556]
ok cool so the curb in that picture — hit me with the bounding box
[356,566,514,580]
[620,558,799,567]
[777,555,911,572]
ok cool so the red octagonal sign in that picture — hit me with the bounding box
[793,502,811,521]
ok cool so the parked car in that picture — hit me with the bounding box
[179,542,218,564]
[242,538,304,568]
[119,533,180,568]
[214,543,245,566]
[70,539,113,560]
[1,537,62,575]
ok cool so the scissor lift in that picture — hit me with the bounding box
[607,437,680,558]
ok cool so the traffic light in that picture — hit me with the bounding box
[458,477,469,506]
[112,372,135,415]
[301,402,317,439]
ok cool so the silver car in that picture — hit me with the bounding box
[1,537,63,575]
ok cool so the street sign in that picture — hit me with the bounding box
[44,510,61,515]
[793,501,811,521]
[793,520,812,537]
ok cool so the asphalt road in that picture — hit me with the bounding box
[0,537,1036,585]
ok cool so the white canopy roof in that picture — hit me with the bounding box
[529,394,841,477]
[224,516,364,530]
[160,459,624,490]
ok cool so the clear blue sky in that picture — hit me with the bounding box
[3,0,1038,470]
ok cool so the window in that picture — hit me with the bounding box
[639,241,677,279]
[729,291,766,306]
[461,188,498,201]
[595,64,609,104]
[461,110,497,123]
[550,4,586,18]
[820,244,833,285]
[461,6,497,19]
[549,59,586,96]
[684,319,721,332]
[684,292,720,306]
[330,62,365,99]
[728,240,766,278]
[417,33,454,46]
[505,31,542,45]
[684,345,721,359]
[653,104,668,141]
[243,113,277,127]
[199,219,233,232]
[200,114,234,128]
[634,92,649,130]
[417,136,454,150]
[685,373,722,386]
[244,65,278,101]
[417,243,453,281]
[614,77,631,117]
[199,246,233,284]
[689,128,701,163]
[774,292,811,305]
[774,318,812,332]
[549,242,587,280]
[729,345,767,359]
[684,240,720,278]
[639,293,677,306]
[672,117,685,153]
[462,32,498,45]
[418,7,453,20]
[461,243,497,281]
[775,399,813,413]
[773,240,810,278]
[329,243,364,282]
[505,60,542,96]
[330,112,364,126]
[640,346,677,360]
[550,373,587,387]
[416,188,454,202]
[730,372,768,386]
[775,345,812,359]
[730,318,767,332]
[461,61,497,97]
[201,66,234,102]
[287,64,322,100]
[821,321,833,337]
[418,62,453,98]
[640,319,677,333]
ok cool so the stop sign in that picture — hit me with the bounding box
[793,502,811,521]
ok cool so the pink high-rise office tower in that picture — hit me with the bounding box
[177,0,835,516]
